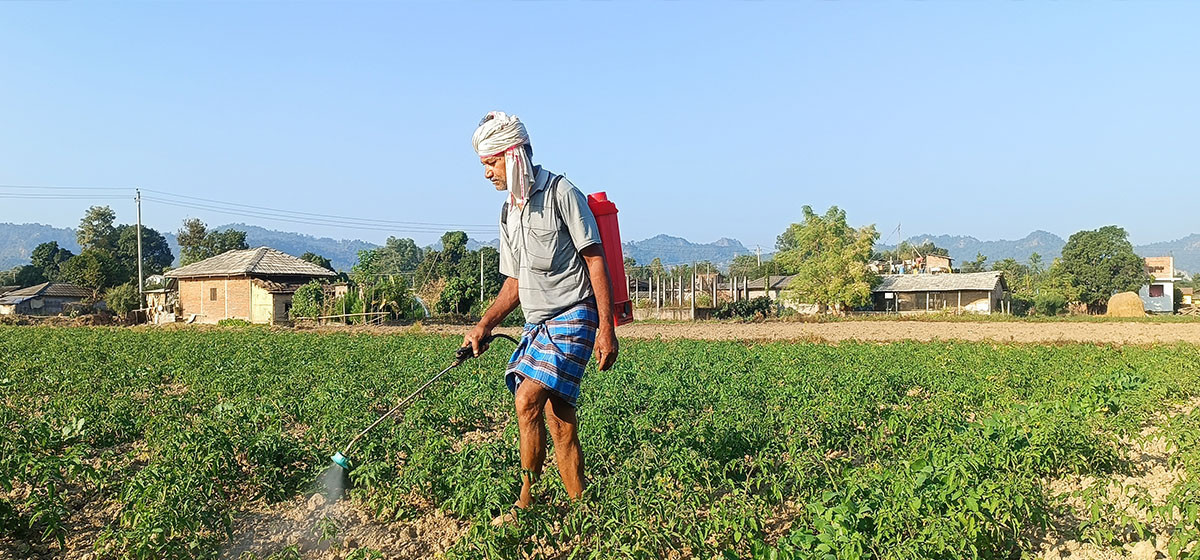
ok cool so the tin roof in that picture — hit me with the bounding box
[0,282,92,305]
[165,247,336,279]
[874,271,1006,293]
[0,286,18,296]
[252,278,307,294]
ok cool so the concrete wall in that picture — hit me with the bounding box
[634,307,694,321]
[1139,281,1174,313]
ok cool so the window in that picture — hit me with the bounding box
[210,287,218,301]
[1149,285,1164,298]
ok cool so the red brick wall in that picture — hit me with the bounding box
[177,277,253,323]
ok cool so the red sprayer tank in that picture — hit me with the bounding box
[587,192,633,326]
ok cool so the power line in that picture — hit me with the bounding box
[142,196,497,236]
[140,188,493,229]
[0,184,131,191]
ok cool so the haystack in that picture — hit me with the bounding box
[1107,292,1146,317]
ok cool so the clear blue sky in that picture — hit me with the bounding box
[1,2,1197,250]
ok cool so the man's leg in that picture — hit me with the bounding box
[513,378,550,508]
[545,394,585,499]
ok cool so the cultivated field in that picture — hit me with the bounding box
[3,327,1200,559]
[418,318,1200,345]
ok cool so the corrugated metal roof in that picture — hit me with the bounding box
[0,282,91,305]
[874,271,1005,293]
[165,247,337,279]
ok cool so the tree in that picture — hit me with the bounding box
[776,206,879,312]
[115,225,173,283]
[177,219,249,265]
[1060,226,1149,312]
[290,281,325,319]
[208,229,249,255]
[30,241,74,282]
[300,252,334,271]
[14,265,45,287]
[77,206,117,253]
[728,254,772,279]
[959,253,989,273]
[104,283,141,317]
[59,248,121,298]
[177,219,210,265]
[436,276,476,314]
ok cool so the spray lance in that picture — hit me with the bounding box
[330,333,518,470]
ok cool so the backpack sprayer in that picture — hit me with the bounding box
[330,333,518,470]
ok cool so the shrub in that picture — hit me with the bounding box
[289,281,324,320]
[1031,291,1069,316]
[104,283,141,317]
[715,296,774,319]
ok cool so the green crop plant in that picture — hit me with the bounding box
[2,327,1200,558]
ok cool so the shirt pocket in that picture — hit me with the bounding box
[526,225,560,272]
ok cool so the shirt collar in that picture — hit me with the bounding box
[527,165,548,195]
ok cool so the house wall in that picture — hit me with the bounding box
[250,282,274,324]
[1,296,87,316]
[876,290,997,314]
[1139,281,1175,313]
[178,277,253,323]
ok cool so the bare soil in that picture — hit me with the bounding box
[391,320,1200,346]
[1035,400,1200,559]
[220,491,468,560]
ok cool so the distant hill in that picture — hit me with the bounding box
[4,222,1197,278]
[1134,234,1200,276]
[622,235,755,268]
[0,223,79,269]
[877,230,1068,266]
[207,223,379,271]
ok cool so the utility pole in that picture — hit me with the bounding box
[480,250,484,304]
[135,189,144,300]
[756,245,761,266]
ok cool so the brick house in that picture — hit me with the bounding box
[164,247,336,324]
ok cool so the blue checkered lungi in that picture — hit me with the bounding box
[506,298,598,408]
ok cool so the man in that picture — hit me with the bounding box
[463,111,619,512]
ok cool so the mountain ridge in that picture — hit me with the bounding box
[2,222,1197,276]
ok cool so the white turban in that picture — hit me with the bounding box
[472,111,535,208]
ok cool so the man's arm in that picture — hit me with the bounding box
[581,245,618,371]
[463,276,519,357]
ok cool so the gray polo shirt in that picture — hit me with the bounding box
[499,166,603,324]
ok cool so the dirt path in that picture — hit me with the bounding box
[396,321,1200,345]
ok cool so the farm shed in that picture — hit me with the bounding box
[0,282,94,316]
[1182,287,1194,307]
[872,271,1009,314]
[164,247,336,325]
[1139,256,1180,314]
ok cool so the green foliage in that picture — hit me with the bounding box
[104,283,141,317]
[216,318,252,326]
[177,219,250,266]
[115,225,174,279]
[776,206,879,311]
[1060,226,1150,310]
[3,329,1200,558]
[30,241,74,282]
[959,252,989,273]
[436,276,476,314]
[290,281,325,320]
[58,248,121,298]
[728,254,773,279]
[76,205,117,253]
[300,252,334,271]
[13,265,45,287]
[714,296,774,319]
